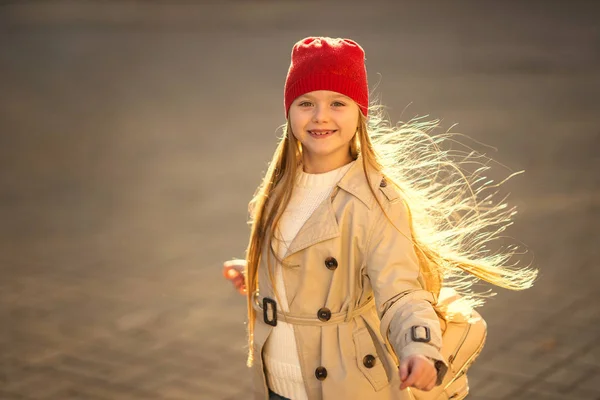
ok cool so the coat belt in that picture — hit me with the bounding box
[252,291,375,326]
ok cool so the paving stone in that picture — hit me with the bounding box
[471,374,529,399]
[512,390,566,400]
[576,368,600,393]
[544,362,597,388]
[525,380,600,400]
[465,370,493,393]
[0,392,37,400]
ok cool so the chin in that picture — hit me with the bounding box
[303,147,335,157]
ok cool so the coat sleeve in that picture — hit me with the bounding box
[364,195,448,384]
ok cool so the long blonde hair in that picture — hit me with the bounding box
[243,104,538,367]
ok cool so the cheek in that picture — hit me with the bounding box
[340,115,358,133]
[288,111,304,135]
[290,129,300,142]
[290,119,309,138]
[289,122,302,140]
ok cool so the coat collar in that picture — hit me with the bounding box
[336,153,383,210]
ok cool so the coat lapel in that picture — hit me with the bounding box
[282,194,340,260]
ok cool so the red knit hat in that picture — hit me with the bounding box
[284,37,369,117]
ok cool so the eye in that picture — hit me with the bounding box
[332,101,345,107]
[298,101,313,107]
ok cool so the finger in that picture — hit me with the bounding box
[237,284,247,295]
[232,274,245,283]
[414,373,434,391]
[418,369,437,391]
[399,361,409,381]
[400,366,418,390]
[233,276,245,289]
[400,371,417,390]
[224,267,242,280]
[223,261,245,275]
[422,374,437,391]
[403,360,431,390]
[425,379,436,391]
[234,273,246,288]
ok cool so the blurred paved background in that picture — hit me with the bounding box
[0,1,599,399]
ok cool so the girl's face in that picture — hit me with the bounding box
[289,90,360,173]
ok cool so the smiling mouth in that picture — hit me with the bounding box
[308,130,337,137]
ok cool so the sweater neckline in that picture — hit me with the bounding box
[295,160,356,188]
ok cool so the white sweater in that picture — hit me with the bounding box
[263,160,356,400]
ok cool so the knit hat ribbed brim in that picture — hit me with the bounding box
[284,37,369,117]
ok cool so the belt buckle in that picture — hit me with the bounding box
[263,297,277,327]
[411,325,431,343]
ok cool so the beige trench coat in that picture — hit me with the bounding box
[250,156,448,400]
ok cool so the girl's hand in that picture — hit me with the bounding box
[223,259,247,295]
[399,354,437,391]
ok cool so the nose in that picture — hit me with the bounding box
[312,104,330,123]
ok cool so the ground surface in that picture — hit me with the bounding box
[0,1,599,399]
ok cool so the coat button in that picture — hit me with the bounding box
[324,257,338,270]
[317,307,331,322]
[363,354,376,368]
[315,366,328,380]
[380,178,387,187]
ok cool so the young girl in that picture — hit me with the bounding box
[223,37,537,400]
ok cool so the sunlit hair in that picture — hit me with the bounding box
[243,103,538,367]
